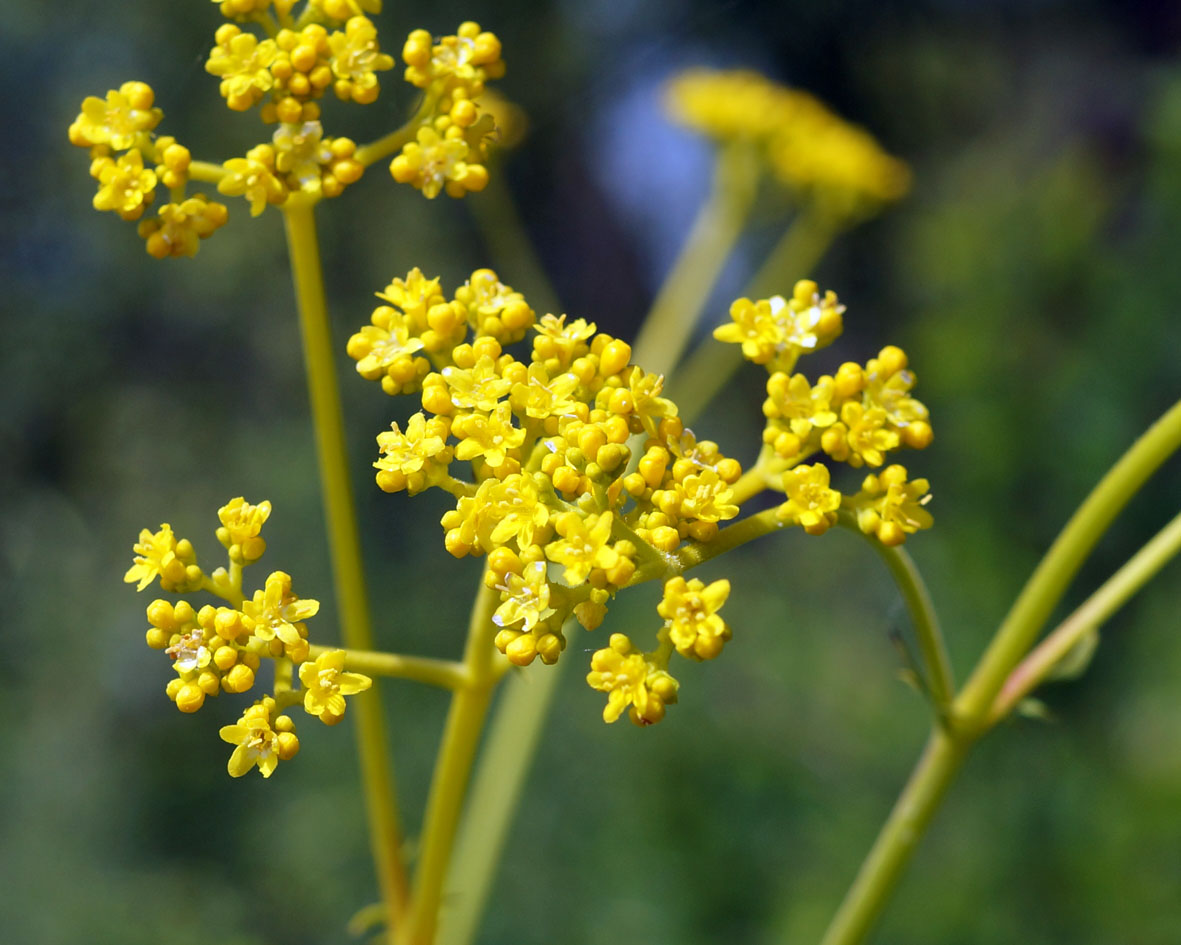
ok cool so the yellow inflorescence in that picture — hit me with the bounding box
[390,21,505,198]
[665,67,910,221]
[71,5,505,253]
[126,497,372,777]
[350,267,757,724]
[716,277,935,546]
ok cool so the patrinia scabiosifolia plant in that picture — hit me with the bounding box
[69,6,1181,945]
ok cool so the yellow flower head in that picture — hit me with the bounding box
[92,149,157,220]
[374,412,454,494]
[452,401,526,470]
[219,701,299,778]
[658,576,731,661]
[216,496,272,563]
[545,511,617,586]
[776,463,842,536]
[455,269,535,344]
[493,559,552,634]
[136,194,228,259]
[852,464,933,547]
[299,649,372,722]
[206,26,279,111]
[402,22,504,93]
[218,147,288,216]
[243,570,318,656]
[390,125,489,199]
[69,81,162,150]
[511,361,580,421]
[586,633,679,725]
[327,16,394,104]
[439,355,513,412]
[125,523,202,592]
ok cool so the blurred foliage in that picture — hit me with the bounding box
[3,1,1180,944]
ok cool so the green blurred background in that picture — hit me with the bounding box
[3,1,1180,943]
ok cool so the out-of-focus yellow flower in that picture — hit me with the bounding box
[328,16,394,104]
[136,195,228,259]
[218,146,288,216]
[390,125,489,199]
[68,81,162,150]
[206,26,279,111]
[92,150,157,220]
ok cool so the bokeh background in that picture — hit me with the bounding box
[3,1,1180,943]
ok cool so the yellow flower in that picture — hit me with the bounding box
[714,296,781,365]
[677,468,739,524]
[219,703,299,778]
[272,120,334,195]
[863,346,933,449]
[403,21,503,92]
[206,26,278,111]
[510,361,580,420]
[545,511,616,586]
[440,355,512,411]
[453,401,525,470]
[455,268,535,343]
[68,81,161,150]
[125,523,200,592]
[658,577,731,661]
[349,308,426,378]
[477,473,550,549]
[327,16,394,104]
[243,570,318,650]
[390,125,489,199]
[299,649,372,721]
[375,267,445,328]
[374,412,454,494]
[764,371,838,439]
[492,560,551,632]
[216,496,272,563]
[664,68,809,142]
[218,150,287,216]
[852,465,933,546]
[92,149,157,220]
[586,633,679,725]
[837,401,898,468]
[136,195,228,259]
[776,463,842,535]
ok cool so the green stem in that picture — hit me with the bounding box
[669,206,841,421]
[282,200,410,933]
[817,728,969,945]
[629,144,758,378]
[188,160,227,185]
[955,398,1181,727]
[355,96,438,169]
[306,644,470,690]
[440,146,762,945]
[406,579,500,945]
[817,401,1181,945]
[987,507,1181,726]
[837,514,954,713]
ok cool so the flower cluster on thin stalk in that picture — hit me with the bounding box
[665,67,911,224]
[125,497,372,777]
[67,2,506,256]
[349,267,935,726]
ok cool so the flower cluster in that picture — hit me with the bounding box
[716,278,935,545]
[665,67,910,221]
[391,21,505,198]
[126,497,372,776]
[352,269,746,725]
[70,5,508,254]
